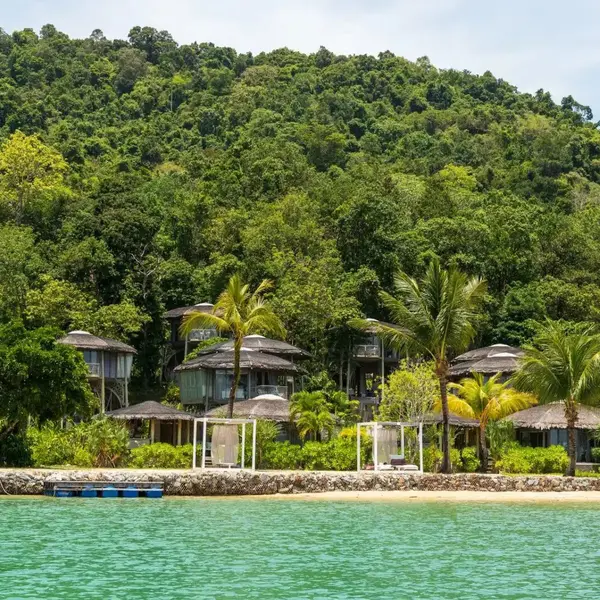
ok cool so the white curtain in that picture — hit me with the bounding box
[211,425,239,466]
[375,427,398,465]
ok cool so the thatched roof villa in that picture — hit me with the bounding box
[106,400,195,447]
[504,402,600,462]
[58,330,136,412]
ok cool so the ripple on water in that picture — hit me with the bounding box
[0,497,599,599]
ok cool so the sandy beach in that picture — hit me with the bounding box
[272,490,600,502]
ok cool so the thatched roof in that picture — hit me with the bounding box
[193,335,309,359]
[420,413,480,428]
[164,302,214,319]
[449,352,521,377]
[505,402,600,430]
[58,331,136,354]
[174,349,301,373]
[205,394,291,422]
[106,400,195,421]
[454,344,523,363]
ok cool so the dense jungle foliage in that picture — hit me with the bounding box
[2,24,600,398]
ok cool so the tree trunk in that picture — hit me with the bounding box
[437,361,451,474]
[565,399,578,477]
[228,337,242,418]
[479,422,488,473]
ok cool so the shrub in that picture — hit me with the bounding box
[496,444,568,474]
[423,446,443,472]
[0,434,32,467]
[73,418,129,467]
[423,446,463,472]
[129,443,197,469]
[327,436,359,471]
[29,419,130,468]
[591,448,600,464]
[301,441,331,470]
[29,426,77,467]
[461,447,480,473]
[263,441,303,470]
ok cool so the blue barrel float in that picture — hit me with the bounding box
[122,486,139,499]
[146,486,163,499]
[102,485,119,498]
[81,485,97,498]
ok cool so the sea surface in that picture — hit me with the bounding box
[0,496,598,599]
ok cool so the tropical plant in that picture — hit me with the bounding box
[290,390,335,441]
[129,442,199,468]
[443,372,536,469]
[181,274,285,417]
[495,443,569,474]
[486,420,516,460]
[512,321,600,475]
[350,258,486,472]
[263,441,304,470]
[378,361,439,422]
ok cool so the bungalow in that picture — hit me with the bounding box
[174,345,303,412]
[58,330,136,413]
[505,402,600,462]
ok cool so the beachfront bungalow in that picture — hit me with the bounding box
[505,402,600,463]
[174,348,303,411]
[105,400,195,448]
[204,394,299,442]
[449,344,523,381]
[58,330,136,413]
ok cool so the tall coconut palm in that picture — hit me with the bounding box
[181,274,285,418]
[512,321,600,476]
[442,372,536,469]
[350,258,486,473]
[290,391,335,441]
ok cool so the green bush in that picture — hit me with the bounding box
[0,434,32,467]
[263,441,303,470]
[29,426,79,467]
[591,448,600,464]
[29,418,130,468]
[423,446,443,472]
[461,447,480,473]
[496,444,568,474]
[326,436,359,471]
[301,441,331,470]
[129,443,199,469]
[423,446,465,472]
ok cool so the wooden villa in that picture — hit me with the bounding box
[505,402,600,463]
[106,400,195,448]
[174,347,303,411]
[58,330,136,413]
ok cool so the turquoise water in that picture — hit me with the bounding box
[1,497,599,599]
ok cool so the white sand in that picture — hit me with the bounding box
[263,490,600,503]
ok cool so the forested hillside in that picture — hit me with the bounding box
[1,24,600,393]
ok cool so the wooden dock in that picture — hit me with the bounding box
[43,480,164,498]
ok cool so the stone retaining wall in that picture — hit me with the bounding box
[3,469,600,496]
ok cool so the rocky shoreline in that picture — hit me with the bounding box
[3,469,600,496]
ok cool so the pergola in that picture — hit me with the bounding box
[192,417,257,470]
[357,421,424,473]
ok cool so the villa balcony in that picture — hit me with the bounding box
[87,362,101,377]
[256,385,289,399]
[188,328,219,342]
[354,344,381,358]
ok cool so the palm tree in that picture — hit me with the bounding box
[442,372,536,469]
[350,258,486,473]
[181,274,285,418]
[290,391,335,441]
[512,321,600,476]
